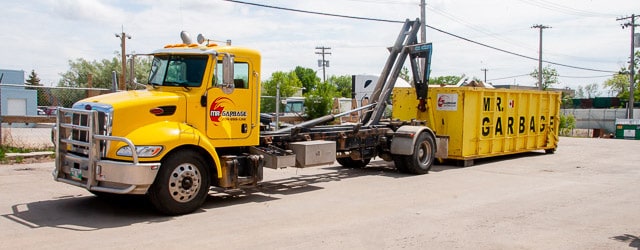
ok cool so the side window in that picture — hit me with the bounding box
[215,61,250,89]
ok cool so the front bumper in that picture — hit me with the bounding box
[54,157,160,195]
[53,107,161,195]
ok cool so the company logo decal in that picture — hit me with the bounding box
[209,97,248,124]
[436,94,458,111]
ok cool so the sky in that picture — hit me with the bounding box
[1,0,639,95]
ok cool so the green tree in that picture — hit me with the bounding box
[329,75,352,98]
[604,73,629,97]
[560,92,573,108]
[304,81,336,119]
[430,75,464,86]
[25,70,52,106]
[25,70,40,86]
[575,86,586,98]
[530,65,559,90]
[399,67,411,83]
[559,113,576,136]
[294,66,319,95]
[261,71,303,113]
[59,53,151,89]
[132,55,152,88]
[583,83,601,98]
[56,54,152,107]
[604,51,640,101]
[59,58,117,89]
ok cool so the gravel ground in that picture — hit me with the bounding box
[0,137,638,249]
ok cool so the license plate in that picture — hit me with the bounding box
[70,168,82,181]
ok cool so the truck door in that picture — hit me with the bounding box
[206,58,257,143]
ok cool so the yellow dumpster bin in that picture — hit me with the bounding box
[393,86,561,165]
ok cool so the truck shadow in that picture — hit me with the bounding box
[2,152,545,230]
[1,161,408,230]
[432,151,549,169]
[200,160,411,210]
[610,234,640,249]
[202,152,550,210]
[1,194,170,231]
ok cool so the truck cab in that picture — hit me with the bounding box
[53,37,264,215]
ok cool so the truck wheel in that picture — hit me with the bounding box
[148,150,210,215]
[337,157,371,168]
[393,157,408,173]
[397,132,435,175]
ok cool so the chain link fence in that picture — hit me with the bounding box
[0,84,112,109]
[1,84,112,148]
[561,108,640,136]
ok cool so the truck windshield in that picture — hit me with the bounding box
[149,55,208,87]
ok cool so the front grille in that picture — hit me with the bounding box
[64,104,113,157]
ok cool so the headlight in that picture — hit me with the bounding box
[116,146,163,158]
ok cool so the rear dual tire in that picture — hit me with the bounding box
[394,132,435,175]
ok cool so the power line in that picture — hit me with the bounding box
[517,0,620,18]
[427,24,617,73]
[224,0,400,23]
[223,0,618,73]
[488,73,531,81]
[558,74,614,79]
[344,0,415,5]
[429,5,621,64]
[488,73,614,82]
[427,5,534,52]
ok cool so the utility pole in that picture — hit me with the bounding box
[532,24,550,90]
[618,14,638,119]
[315,46,331,83]
[115,27,131,91]
[275,83,280,131]
[481,68,488,83]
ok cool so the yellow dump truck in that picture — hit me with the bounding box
[52,18,560,215]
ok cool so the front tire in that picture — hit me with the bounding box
[148,150,210,215]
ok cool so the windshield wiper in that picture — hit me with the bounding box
[149,82,161,89]
[179,82,191,91]
[164,81,191,91]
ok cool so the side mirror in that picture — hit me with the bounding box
[222,53,235,94]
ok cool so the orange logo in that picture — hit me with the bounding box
[209,97,247,124]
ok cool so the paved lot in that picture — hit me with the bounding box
[0,137,638,249]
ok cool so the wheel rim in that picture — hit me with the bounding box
[168,163,201,203]
[418,140,433,168]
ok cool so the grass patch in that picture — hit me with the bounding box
[0,145,55,162]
